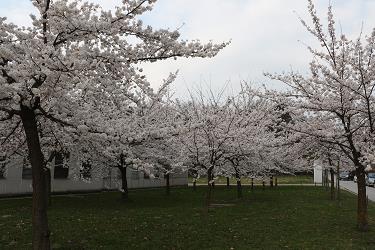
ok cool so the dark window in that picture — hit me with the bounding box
[54,153,69,179]
[0,159,5,179]
[80,162,92,180]
[22,158,32,180]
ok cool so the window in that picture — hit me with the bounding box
[80,162,92,180]
[22,158,32,180]
[144,172,150,179]
[0,158,5,179]
[54,152,69,179]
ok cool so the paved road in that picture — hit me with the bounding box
[340,181,375,202]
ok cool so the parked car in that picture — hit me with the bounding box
[366,173,375,187]
[339,171,351,181]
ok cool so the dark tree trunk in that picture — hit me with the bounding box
[206,182,213,213]
[330,168,335,200]
[207,170,214,188]
[45,168,51,206]
[165,173,170,195]
[235,173,242,198]
[270,176,273,188]
[119,166,128,201]
[206,168,213,212]
[262,180,265,190]
[226,177,230,188]
[193,179,197,191]
[336,163,340,201]
[356,167,368,231]
[20,106,51,250]
[275,177,278,187]
[236,180,242,198]
[251,178,254,190]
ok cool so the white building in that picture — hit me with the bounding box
[0,153,188,197]
[313,160,323,184]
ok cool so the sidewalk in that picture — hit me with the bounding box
[340,181,375,202]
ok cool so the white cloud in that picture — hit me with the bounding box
[0,0,373,98]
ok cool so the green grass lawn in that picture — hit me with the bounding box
[190,175,314,185]
[0,186,374,249]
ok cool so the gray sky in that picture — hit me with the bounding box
[1,0,374,98]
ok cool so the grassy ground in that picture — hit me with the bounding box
[189,175,314,185]
[0,186,374,249]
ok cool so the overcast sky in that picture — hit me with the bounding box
[0,0,374,98]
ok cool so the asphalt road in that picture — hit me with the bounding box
[340,181,375,202]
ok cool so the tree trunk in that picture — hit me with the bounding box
[237,180,242,198]
[206,168,213,212]
[325,169,328,187]
[356,167,368,231]
[206,182,213,213]
[207,170,214,188]
[119,166,128,201]
[262,180,265,190]
[275,177,278,187]
[270,176,273,188]
[45,168,51,206]
[165,173,170,196]
[193,179,197,191]
[330,168,335,200]
[226,177,230,188]
[336,162,340,201]
[20,106,51,250]
[236,174,242,198]
[251,178,254,190]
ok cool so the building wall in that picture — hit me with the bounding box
[102,167,188,190]
[0,155,188,196]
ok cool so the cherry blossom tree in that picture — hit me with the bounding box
[0,0,227,248]
[267,0,375,231]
